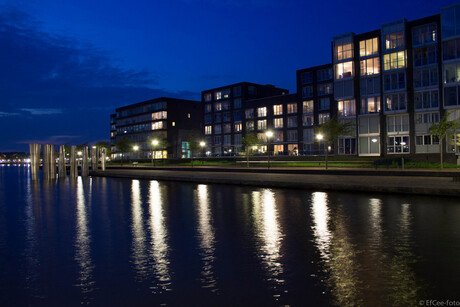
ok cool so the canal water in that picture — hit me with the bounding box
[1,165,460,306]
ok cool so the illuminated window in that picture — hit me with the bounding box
[413,24,437,46]
[359,38,378,57]
[205,125,212,135]
[318,113,330,124]
[338,100,356,117]
[246,120,254,131]
[152,121,165,130]
[287,103,297,113]
[187,113,191,118]
[443,63,460,84]
[361,97,381,114]
[273,104,283,115]
[214,91,222,100]
[302,115,314,126]
[214,102,222,111]
[360,57,380,76]
[274,118,283,128]
[234,123,242,132]
[384,31,404,50]
[335,61,354,79]
[204,93,212,102]
[303,100,314,114]
[334,37,353,61]
[257,120,267,130]
[274,131,283,142]
[387,136,409,153]
[257,107,267,117]
[383,51,406,70]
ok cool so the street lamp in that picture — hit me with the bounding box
[316,133,328,170]
[151,139,159,167]
[133,145,139,162]
[265,130,273,169]
[200,141,206,165]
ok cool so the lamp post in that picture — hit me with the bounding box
[151,139,159,167]
[265,130,273,169]
[316,133,328,170]
[200,141,205,165]
[133,145,139,163]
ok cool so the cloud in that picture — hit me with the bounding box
[0,111,20,117]
[17,135,82,145]
[20,108,63,115]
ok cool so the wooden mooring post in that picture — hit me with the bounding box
[100,147,106,171]
[58,145,66,179]
[70,146,78,178]
[29,144,41,180]
[81,146,89,177]
[91,146,98,171]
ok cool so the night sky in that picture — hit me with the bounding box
[1,0,459,152]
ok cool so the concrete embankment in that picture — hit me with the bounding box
[90,167,460,197]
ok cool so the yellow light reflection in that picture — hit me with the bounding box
[148,180,172,292]
[311,192,331,260]
[252,189,284,290]
[75,177,95,299]
[368,198,383,249]
[131,180,148,280]
[196,184,217,291]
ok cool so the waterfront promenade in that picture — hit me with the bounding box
[91,166,460,196]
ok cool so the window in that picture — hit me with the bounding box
[335,80,354,98]
[205,104,212,113]
[387,114,409,133]
[361,97,381,114]
[233,98,242,109]
[204,114,212,124]
[223,112,231,122]
[303,100,314,114]
[205,126,212,135]
[245,108,254,119]
[359,116,380,134]
[335,61,354,79]
[415,112,440,124]
[384,93,407,112]
[415,90,439,109]
[301,71,313,84]
[257,107,267,117]
[274,131,284,142]
[234,110,242,122]
[234,123,242,132]
[214,102,222,111]
[359,137,380,155]
[317,83,333,95]
[360,57,380,76]
[214,113,222,123]
[442,38,460,60]
[287,116,297,128]
[222,101,230,110]
[302,86,313,98]
[273,104,283,115]
[413,24,437,46]
[317,68,332,81]
[223,123,231,134]
[318,113,330,124]
[338,138,356,155]
[222,89,230,99]
[360,77,381,96]
[413,46,437,67]
[303,128,315,142]
[248,86,257,95]
[274,118,283,128]
[383,51,406,70]
[287,130,298,142]
[444,63,460,84]
[287,103,298,114]
[214,124,222,134]
[152,111,167,120]
[233,86,242,97]
[214,91,222,100]
[415,67,438,88]
[334,36,353,61]
[214,136,222,145]
[359,38,378,57]
[302,115,314,126]
[152,121,164,130]
[257,120,267,130]
[204,93,212,102]
[318,98,330,111]
[246,120,254,131]
[384,31,404,50]
[387,136,409,153]
[383,72,406,91]
[338,99,356,117]
[444,86,460,107]
[415,135,439,145]
[223,135,231,145]
[234,134,242,145]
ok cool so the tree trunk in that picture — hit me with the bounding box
[440,137,444,169]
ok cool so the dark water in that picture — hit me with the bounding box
[1,165,460,306]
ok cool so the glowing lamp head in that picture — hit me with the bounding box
[152,140,159,146]
[133,145,139,151]
[200,141,206,147]
[265,131,273,138]
[316,134,324,141]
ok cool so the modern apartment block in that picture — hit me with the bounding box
[110,97,201,160]
[202,82,288,155]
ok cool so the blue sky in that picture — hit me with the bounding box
[1,0,459,151]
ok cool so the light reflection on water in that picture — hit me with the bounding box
[130,180,149,280]
[195,184,218,292]
[148,180,172,292]
[251,189,285,299]
[75,177,95,301]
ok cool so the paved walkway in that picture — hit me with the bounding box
[91,167,460,196]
